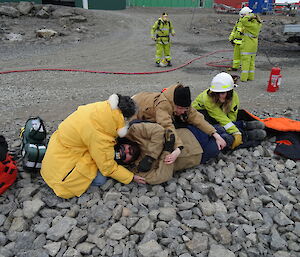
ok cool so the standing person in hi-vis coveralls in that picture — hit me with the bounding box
[239,7,262,82]
[151,12,175,67]
[228,12,244,71]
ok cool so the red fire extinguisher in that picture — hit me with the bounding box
[267,67,282,92]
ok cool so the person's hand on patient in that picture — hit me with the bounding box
[164,147,181,164]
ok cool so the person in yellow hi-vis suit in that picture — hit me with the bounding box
[151,12,175,67]
[239,7,262,82]
[228,13,244,71]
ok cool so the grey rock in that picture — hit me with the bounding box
[17,1,33,15]
[0,6,19,18]
[105,223,129,240]
[158,207,177,221]
[140,231,158,244]
[36,9,50,19]
[112,205,123,220]
[0,231,8,246]
[162,226,185,238]
[34,218,51,234]
[137,240,163,257]
[199,201,216,216]
[0,214,6,227]
[262,171,280,190]
[131,216,151,234]
[274,251,291,257]
[273,212,294,226]
[271,227,288,250]
[32,233,46,249]
[62,247,81,257]
[92,205,112,223]
[285,159,296,170]
[208,244,235,257]
[43,242,61,256]
[294,222,300,237]
[215,227,232,244]
[222,163,236,180]
[182,219,209,231]
[243,211,263,222]
[68,227,87,248]
[46,217,77,241]
[22,199,45,219]
[104,191,122,202]
[75,242,95,255]
[9,217,27,232]
[177,202,195,210]
[178,210,192,220]
[186,232,208,253]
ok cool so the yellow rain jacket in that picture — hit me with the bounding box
[41,96,134,199]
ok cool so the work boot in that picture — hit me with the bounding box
[167,61,172,67]
[244,121,265,130]
[163,129,175,152]
[155,62,160,67]
[227,67,238,71]
[245,129,267,141]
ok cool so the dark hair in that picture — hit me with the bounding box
[117,94,137,119]
[115,137,141,164]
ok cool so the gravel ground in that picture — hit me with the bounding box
[0,4,300,257]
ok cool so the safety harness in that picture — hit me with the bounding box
[156,19,171,45]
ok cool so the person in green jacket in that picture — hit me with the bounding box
[239,7,262,82]
[151,12,175,67]
[228,13,244,71]
[192,72,266,149]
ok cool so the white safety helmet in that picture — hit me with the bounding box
[210,72,235,93]
[239,6,253,16]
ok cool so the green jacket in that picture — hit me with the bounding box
[192,89,240,134]
[240,14,262,54]
[229,17,243,45]
[151,18,175,44]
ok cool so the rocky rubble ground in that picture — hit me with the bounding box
[0,3,300,257]
[0,2,98,45]
[0,130,299,257]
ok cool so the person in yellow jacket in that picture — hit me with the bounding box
[239,7,262,82]
[228,13,244,71]
[40,94,146,199]
[151,12,175,67]
[132,84,227,163]
[192,72,266,149]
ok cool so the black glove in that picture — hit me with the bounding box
[230,40,235,46]
[0,135,8,162]
[137,155,155,172]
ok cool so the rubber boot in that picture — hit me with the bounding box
[244,121,265,130]
[244,129,267,141]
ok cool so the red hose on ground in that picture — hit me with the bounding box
[0,49,232,75]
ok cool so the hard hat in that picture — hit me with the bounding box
[239,6,253,16]
[210,72,235,92]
